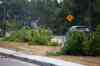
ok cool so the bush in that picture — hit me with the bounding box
[90,25,100,56]
[80,25,100,56]
[31,27,53,45]
[63,25,100,56]
[3,27,53,45]
[82,36,93,55]
[63,32,85,55]
[3,27,33,42]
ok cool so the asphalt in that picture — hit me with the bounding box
[0,48,85,66]
[0,55,40,66]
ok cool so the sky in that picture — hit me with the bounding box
[27,0,63,3]
[57,0,63,3]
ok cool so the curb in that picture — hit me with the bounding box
[0,48,85,66]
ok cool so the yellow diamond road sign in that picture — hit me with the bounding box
[65,15,75,22]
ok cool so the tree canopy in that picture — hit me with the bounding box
[0,0,100,35]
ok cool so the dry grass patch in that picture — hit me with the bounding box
[50,56,100,66]
[0,42,60,55]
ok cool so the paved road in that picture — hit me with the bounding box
[0,55,40,66]
[0,48,85,66]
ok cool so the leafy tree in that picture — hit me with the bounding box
[0,0,99,35]
[63,0,99,29]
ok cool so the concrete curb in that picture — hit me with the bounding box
[0,48,85,66]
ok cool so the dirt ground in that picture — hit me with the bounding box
[0,42,60,55]
[50,56,100,66]
[0,42,100,66]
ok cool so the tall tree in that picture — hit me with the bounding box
[63,0,98,29]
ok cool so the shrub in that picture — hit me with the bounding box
[90,25,100,56]
[31,27,53,45]
[63,32,85,55]
[82,36,93,55]
[80,25,100,56]
[3,27,53,45]
[3,27,33,42]
[63,25,100,56]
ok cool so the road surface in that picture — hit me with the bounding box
[0,55,40,66]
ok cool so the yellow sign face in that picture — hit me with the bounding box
[65,15,75,22]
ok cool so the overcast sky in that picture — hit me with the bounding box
[57,0,63,3]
